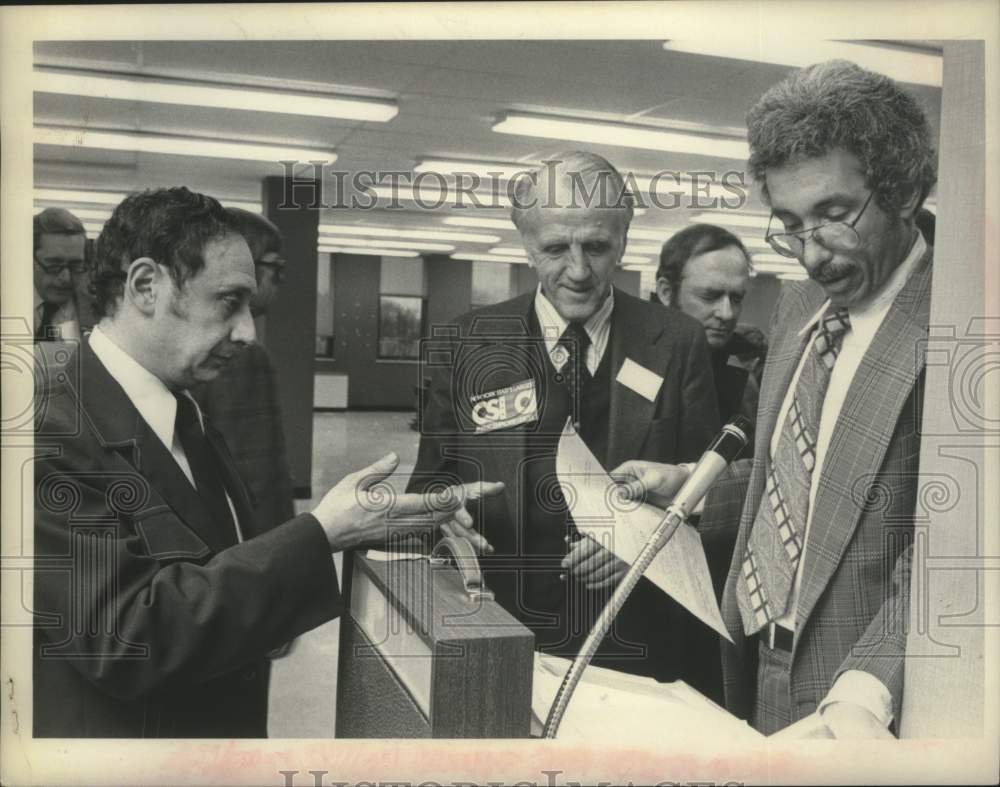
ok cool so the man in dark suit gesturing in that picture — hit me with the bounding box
[616,61,938,737]
[409,152,723,695]
[33,187,500,738]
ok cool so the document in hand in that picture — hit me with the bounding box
[530,653,762,743]
[556,422,731,641]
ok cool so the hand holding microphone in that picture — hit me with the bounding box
[610,415,753,513]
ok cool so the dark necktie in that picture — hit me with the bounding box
[173,392,238,547]
[555,322,592,429]
[737,308,851,633]
[36,300,59,341]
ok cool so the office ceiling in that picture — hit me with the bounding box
[32,40,943,268]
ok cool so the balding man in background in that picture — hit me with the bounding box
[654,223,760,430]
[409,151,726,698]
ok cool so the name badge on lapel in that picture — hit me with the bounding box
[470,379,539,433]
[615,358,663,402]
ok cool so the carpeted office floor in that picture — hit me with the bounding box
[269,410,420,737]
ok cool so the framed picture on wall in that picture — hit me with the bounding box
[377,294,424,360]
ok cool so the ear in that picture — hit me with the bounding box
[655,277,673,307]
[124,258,161,315]
[897,186,924,221]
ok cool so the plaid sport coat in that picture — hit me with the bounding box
[703,246,933,729]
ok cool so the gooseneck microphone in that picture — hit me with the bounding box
[542,416,752,738]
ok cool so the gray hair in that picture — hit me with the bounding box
[509,150,634,231]
[746,59,937,213]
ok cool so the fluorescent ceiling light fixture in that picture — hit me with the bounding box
[493,112,749,161]
[317,237,453,252]
[443,216,516,231]
[488,247,527,257]
[34,187,127,205]
[420,159,739,204]
[778,272,810,280]
[691,211,772,230]
[624,244,662,256]
[34,67,398,122]
[662,40,942,87]
[621,255,654,265]
[415,158,535,180]
[368,183,512,209]
[34,126,337,164]
[319,225,499,244]
[81,222,106,235]
[34,188,261,214]
[453,252,529,265]
[319,246,419,258]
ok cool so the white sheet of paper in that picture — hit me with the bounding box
[556,421,732,642]
[530,653,761,743]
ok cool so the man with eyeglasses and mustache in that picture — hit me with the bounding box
[33,207,87,342]
[615,60,937,738]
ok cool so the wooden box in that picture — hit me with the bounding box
[335,549,535,738]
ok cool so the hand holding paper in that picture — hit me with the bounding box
[556,423,731,641]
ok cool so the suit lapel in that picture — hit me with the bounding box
[795,251,933,632]
[605,290,662,470]
[75,340,232,554]
[466,293,538,523]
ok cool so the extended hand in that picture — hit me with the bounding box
[561,536,628,590]
[821,702,894,740]
[608,460,690,509]
[312,452,503,552]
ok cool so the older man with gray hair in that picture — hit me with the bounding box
[409,151,725,694]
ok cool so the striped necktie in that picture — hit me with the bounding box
[736,308,851,634]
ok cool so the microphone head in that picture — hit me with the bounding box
[711,416,753,462]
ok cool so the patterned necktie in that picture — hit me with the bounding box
[174,392,238,547]
[737,308,851,634]
[555,322,592,428]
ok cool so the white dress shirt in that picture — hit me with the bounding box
[89,326,243,543]
[533,286,614,374]
[770,230,926,726]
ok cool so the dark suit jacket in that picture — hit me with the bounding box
[194,343,296,535]
[408,288,723,688]
[33,340,341,737]
[703,248,933,728]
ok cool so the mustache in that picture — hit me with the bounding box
[809,262,853,284]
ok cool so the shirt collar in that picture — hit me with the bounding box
[88,325,190,449]
[533,285,615,349]
[796,229,927,339]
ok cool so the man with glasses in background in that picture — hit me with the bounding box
[195,208,296,540]
[616,60,937,737]
[33,207,87,342]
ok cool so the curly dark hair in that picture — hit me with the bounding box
[746,59,937,213]
[92,187,238,319]
[656,223,751,302]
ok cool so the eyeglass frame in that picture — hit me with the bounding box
[33,254,89,277]
[764,190,876,258]
[256,257,287,284]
